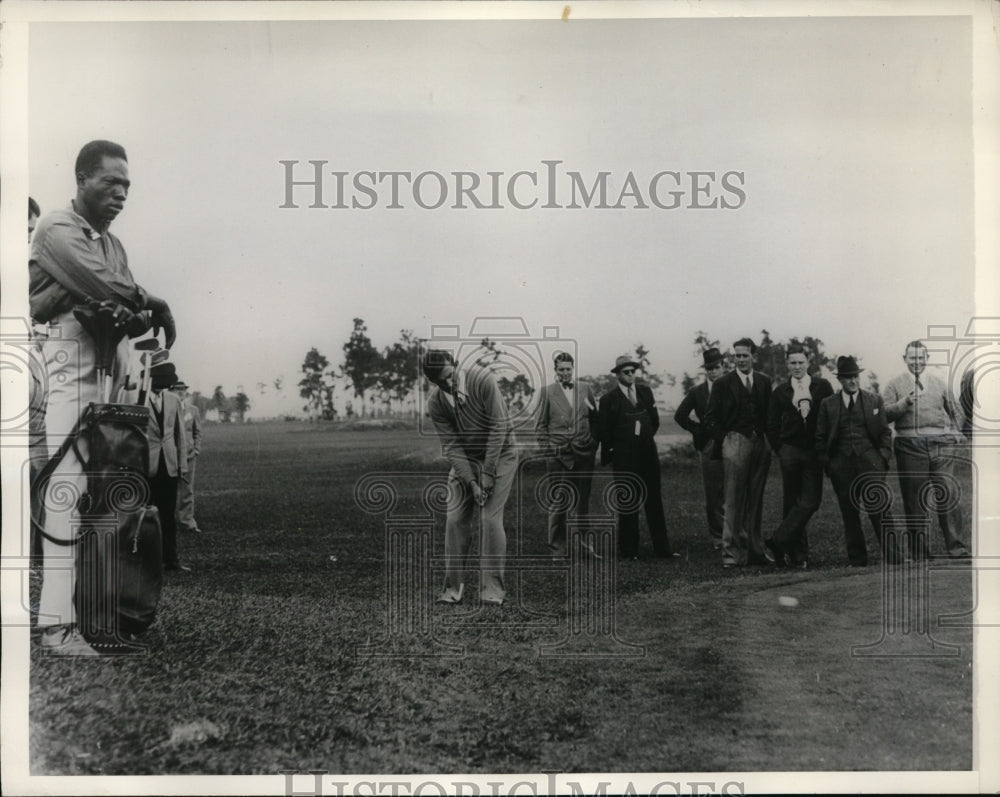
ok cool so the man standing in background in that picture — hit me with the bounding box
[148,362,189,572]
[173,381,204,535]
[674,348,726,551]
[765,344,833,568]
[884,340,970,560]
[704,337,772,568]
[535,351,600,558]
[598,354,677,560]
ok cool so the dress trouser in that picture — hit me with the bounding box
[893,436,969,558]
[439,445,518,604]
[772,444,822,561]
[721,431,770,565]
[176,453,199,530]
[614,443,671,558]
[150,466,180,567]
[699,441,724,547]
[37,312,129,628]
[545,455,594,556]
[827,451,895,566]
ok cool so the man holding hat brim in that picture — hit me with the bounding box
[704,337,773,568]
[172,380,204,535]
[674,348,726,549]
[765,344,834,568]
[147,359,190,572]
[815,355,897,566]
[598,354,677,559]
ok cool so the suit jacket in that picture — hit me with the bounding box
[673,381,712,451]
[148,389,188,478]
[598,382,659,467]
[815,389,891,467]
[766,376,834,452]
[182,402,202,458]
[704,369,772,459]
[535,380,599,467]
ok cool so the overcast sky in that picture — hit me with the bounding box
[21,15,974,415]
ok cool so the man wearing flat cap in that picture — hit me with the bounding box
[147,360,189,572]
[765,344,834,568]
[598,354,676,560]
[674,348,726,550]
[816,355,896,566]
[423,349,516,605]
[704,337,773,568]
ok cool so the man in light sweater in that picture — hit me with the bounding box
[423,350,517,605]
[883,340,970,560]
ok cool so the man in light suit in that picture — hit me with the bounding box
[424,349,517,605]
[535,351,600,558]
[598,354,676,560]
[816,355,897,566]
[674,347,726,550]
[147,361,189,572]
[172,381,203,534]
[765,344,834,568]
[704,337,772,568]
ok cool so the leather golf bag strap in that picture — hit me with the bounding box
[33,403,152,546]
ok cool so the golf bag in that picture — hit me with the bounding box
[36,401,164,642]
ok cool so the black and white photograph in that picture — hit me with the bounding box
[1,1,998,794]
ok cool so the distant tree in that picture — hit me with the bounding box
[497,373,535,411]
[233,391,251,422]
[256,381,267,396]
[273,376,284,394]
[189,390,212,417]
[380,329,421,415]
[299,348,331,420]
[212,385,230,423]
[341,318,381,417]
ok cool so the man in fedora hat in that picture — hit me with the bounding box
[598,354,676,559]
[816,355,896,566]
[535,351,601,558]
[704,337,773,568]
[765,344,834,568]
[172,380,204,535]
[883,340,970,560]
[674,348,726,549]
[147,360,189,572]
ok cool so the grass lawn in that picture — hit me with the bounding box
[29,422,974,775]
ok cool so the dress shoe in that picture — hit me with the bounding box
[39,625,101,657]
[164,563,192,572]
[184,526,203,534]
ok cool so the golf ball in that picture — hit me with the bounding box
[778,596,799,607]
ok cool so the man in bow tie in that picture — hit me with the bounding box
[597,354,676,560]
[884,340,970,559]
[816,355,896,566]
[765,344,833,568]
[423,349,517,605]
[535,351,601,558]
[704,337,773,568]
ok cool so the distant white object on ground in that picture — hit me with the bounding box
[778,596,799,608]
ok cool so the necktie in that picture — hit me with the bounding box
[744,374,752,392]
[562,382,573,391]
[915,376,923,391]
[848,394,855,411]
[628,386,636,406]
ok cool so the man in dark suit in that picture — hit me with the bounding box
[704,337,772,568]
[598,355,676,560]
[147,361,189,572]
[674,347,726,550]
[535,351,600,558]
[816,356,897,566]
[765,344,834,568]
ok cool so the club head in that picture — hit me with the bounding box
[133,338,161,351]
